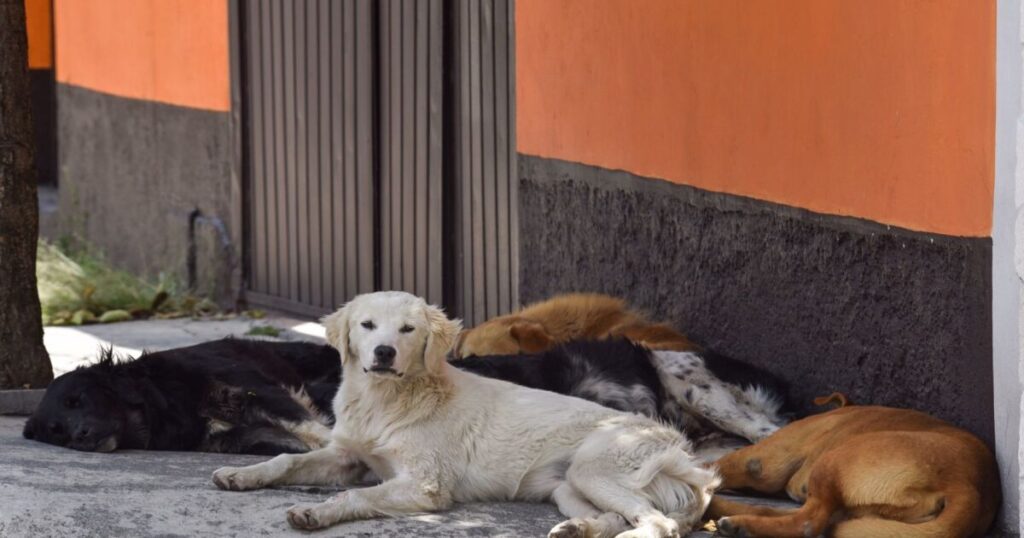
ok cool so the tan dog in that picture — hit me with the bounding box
[708,406,1000,538]
[453,293,698,358]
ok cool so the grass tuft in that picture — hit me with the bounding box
[245,325,282,338]
[37,239,221,325]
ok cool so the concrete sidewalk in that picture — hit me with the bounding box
[43,314,327,377]
[0,416,572,537]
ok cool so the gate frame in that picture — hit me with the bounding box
[227,0,247,312]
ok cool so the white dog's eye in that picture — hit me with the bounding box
[361,320,376,330]
[399,325,415,334]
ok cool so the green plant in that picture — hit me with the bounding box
[245,325,282,337]
[37,239,222,325]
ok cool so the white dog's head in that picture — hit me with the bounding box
[321,291,462,380]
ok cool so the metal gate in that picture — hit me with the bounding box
[237,0,516,320]
[240,0,375,316]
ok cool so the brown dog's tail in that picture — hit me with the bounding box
[620,323,701,352]
[832,488,984,538]
[812,392,852,408]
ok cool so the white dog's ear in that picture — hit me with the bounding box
[423,303,462,376]
[320,305,351,362]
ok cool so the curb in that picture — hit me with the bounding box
[0,389,44,416]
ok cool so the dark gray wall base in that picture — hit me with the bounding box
[0,390,43,416]
[56,84,236,303]
[519,155,994,444]
[30,69,57,186]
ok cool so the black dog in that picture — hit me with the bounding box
[23,339,340,455]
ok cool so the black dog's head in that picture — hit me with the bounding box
[23,353,160,452]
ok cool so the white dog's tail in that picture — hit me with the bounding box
[629,444,721,525]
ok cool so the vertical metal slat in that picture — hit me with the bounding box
[378,0,389,291]
[355,0,375,292]
[271,0,285,297]
[494,0,511,314]
[427,0,443,304]
[415,0,429,297]
[246,0,266,294]
[316,0,331,308]
[294,1,308,304]
[305,1,320,307]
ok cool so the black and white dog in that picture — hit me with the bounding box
[25,338,788,458]
[458,339,791,450]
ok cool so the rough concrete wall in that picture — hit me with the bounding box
[519,155,994,445]
[55,84,236,303]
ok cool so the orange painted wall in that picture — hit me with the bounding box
[26,0,52,69]
[53,0,229,112]
[516,1,996,237]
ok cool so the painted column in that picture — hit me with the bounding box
[998,0,1024,533]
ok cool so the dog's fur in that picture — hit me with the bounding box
[708,406,1000,538]
[212,291,720,536]
[457,339,790,446]
[453,293,699,358]
[23,339,339,455]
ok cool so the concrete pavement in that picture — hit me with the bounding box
[0,415,730,537]
[43,314,327,377]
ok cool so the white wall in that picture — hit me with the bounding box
[997,0,1023,533]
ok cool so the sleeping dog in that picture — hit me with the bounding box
[453,292,700,357]
[23,339,339,454]
[213,291,721,536]
[709,406,1000,537]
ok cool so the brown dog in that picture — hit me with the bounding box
[708,406,1000,537]
[452,293,698,357]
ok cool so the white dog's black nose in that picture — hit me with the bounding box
[373,345,396,367]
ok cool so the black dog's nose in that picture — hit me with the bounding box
[74,425,91,441]
[373,345,396,367]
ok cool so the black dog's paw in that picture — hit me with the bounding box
[715,517,750,537]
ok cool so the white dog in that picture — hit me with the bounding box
[212,291,719,537]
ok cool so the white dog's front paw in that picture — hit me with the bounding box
[287,503,333,530]
[211,466,266,491]
[549,518,588,538]
[616,515,680,538]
